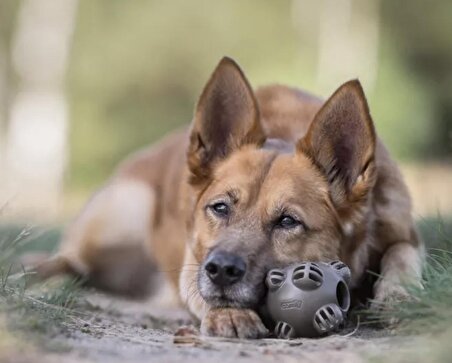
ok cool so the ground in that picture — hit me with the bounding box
[0,289,427,363]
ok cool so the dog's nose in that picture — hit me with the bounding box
[204,251,246,287]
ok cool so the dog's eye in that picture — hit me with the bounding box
[209,202,230,217]
[277,215,301,229]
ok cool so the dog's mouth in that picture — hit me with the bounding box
[205,294,246,308]
[198,276,266,309]
[201,287,265,309]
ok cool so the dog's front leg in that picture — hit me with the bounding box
[372,238,424,307]
[201,308,268,339]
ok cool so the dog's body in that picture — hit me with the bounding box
[36,58,423,338]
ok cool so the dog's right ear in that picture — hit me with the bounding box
[187,57,265,185]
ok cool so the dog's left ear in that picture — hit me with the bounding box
[298,80,376,208]
[187,57,265,185]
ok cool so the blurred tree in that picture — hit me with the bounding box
[0,0,20,157]
[314,0,380,93]
[2,0,78,219]
[382,0,452,159]
[67,0,313,191]
[64,0,452,192]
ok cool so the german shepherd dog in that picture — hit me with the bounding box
[33,57,423,338]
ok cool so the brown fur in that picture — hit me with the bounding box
[32,57,423,338]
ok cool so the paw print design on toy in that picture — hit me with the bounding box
[266,261,351,338]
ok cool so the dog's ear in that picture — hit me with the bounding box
[187,57,265,185]
[298,80,376,208]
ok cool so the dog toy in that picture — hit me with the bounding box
[265,261,351,338]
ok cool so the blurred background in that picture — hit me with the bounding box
[0,0,451,224]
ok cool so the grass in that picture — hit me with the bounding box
[365,218,452,334]
[0,224,84,351]
[382,250,452,334]
[359,217,452,363]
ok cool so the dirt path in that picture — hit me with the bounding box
[13,292,419,363]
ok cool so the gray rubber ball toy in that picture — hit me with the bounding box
[265,261,351,338]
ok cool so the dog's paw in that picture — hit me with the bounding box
[200,308,269,339]
[369,279,412,326]
[370,278,414,311]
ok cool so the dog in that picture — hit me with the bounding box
[32,57,424,338]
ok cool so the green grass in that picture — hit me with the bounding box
[0,224,61,257]
[0,224,83,344]
[345,218,452,363]
[396,250,452,334]
[362,218,452,344]
[369,250,452,334]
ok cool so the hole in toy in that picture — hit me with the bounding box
[283,323,290,335]
[336,281,350,310]
[293,265,306,278]
[268,270,285,287]
[310,265,322,275]
[275,322,283,335]
[270,276,284,285]
[308,271,322,284]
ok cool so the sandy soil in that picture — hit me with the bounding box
[5,291,420,363]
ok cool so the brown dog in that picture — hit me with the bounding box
[34,57,423,338]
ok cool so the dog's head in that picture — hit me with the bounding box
[186,57,376,309]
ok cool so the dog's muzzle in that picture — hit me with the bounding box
[204,250,246,287]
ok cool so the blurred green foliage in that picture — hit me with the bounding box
[382,0,452,158]
[67,0,317,189]
[0,1,19,48]
[1,1,451,192]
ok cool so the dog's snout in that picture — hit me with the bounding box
[204,251,246,287]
